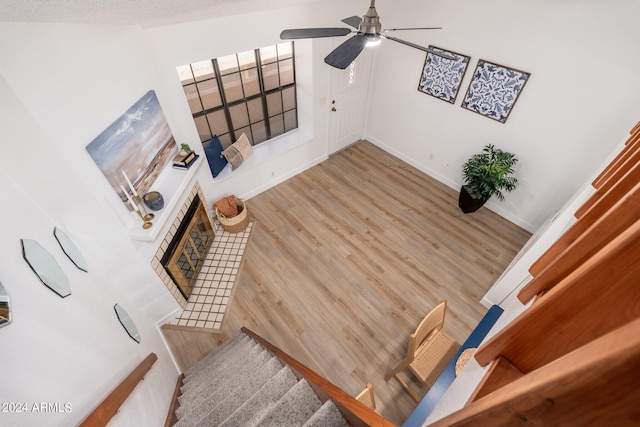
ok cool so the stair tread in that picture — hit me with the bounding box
[178,348,271,413]
[253,379,323,427]
[216,366,298,427]
[183,330,247,379]
[176,356,283,426]
[182,335,257,388]
[303,400,350,427]
[180,339,261,397]
[173,331,358,427]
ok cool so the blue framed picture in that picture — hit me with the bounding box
[461,60,530,123]
[418,46,471,104]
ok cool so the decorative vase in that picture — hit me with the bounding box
[458,185,487,213]
[143,191,164,211]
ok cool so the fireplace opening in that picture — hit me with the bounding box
[161,194,215,299]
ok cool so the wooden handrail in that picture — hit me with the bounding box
[80,352,158,427]
[164,374,184,427]
[426,319,640,427]
[241,327,396,427]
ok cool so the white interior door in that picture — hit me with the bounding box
[328,43,373,155]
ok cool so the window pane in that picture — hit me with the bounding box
[284,109,297,133]
[260,45,278,64]
[251,121,267,144]
[192,60,214,82]
[184,84,203,114]
[238,50,257,71]
[247,98,264,124]
[282,86,296,111]
[277,42,293,60]
[218,133,232,149]
[269,114,284,138]
[266,92,283,116]
[235,126,252,144]
[177,65,194,85]
[221,73,244,102]
[241,68,260,97]
[194,116,211,142]
[207,110,228,136]
[262,63,279,91]
[229,104,250,129]
[197,79,221,110]
[218,54,239,75]
[279,58,294,86]
[181,42,297,150]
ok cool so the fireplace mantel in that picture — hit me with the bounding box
[129,157,203,241]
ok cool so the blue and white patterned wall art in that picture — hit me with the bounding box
[461,60,530,123]
[418,46,470,104]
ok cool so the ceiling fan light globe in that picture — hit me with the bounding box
[366,36,381,47]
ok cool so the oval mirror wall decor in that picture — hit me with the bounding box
[21,239,71,298]
[54,227,88,272]
[114,304,141,343]
[0,282,12,328]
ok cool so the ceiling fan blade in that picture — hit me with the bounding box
[381,35,456,60]
[382,27,442,31]
[324,35,369,69]
[280,28,352,39]
[341,15,363,29]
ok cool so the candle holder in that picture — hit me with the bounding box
[134,208,153,229]
[133,195,154,222]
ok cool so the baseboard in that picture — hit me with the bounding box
[364,136,536,233]
[240,154,328,200]
[482,201,536,233]
[480,297,493,309]
[161,323,225,335]
[365,136,460,190]
[156,308,184,375]
[156,307,183,327]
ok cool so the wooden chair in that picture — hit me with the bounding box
[355,383,376,411]
[384,300,460,402]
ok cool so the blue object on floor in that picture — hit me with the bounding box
[403,304,504,427]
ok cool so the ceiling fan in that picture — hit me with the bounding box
[280,0,452,69]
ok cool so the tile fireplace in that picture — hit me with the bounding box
[161,194,214,299]
[151,182,252,330]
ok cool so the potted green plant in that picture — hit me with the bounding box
[459,144,518,213]
[179,143,193,156]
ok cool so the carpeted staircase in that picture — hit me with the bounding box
[172,331,351,427]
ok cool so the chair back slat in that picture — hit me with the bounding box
[412,300,447,355]
[355,383,376,410]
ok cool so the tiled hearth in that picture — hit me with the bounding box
[151,182,252,331]
[167,223,252,330]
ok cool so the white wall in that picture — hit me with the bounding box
[0,2,352,424]
[0,22,182,320]
[2,0,638,424]
[365,0,640,231]
[0,75,177,426]
[142,1,353,204]
[425,126,630,425]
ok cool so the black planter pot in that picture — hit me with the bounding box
[458,185,487,213]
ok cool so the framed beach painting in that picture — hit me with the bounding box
[417,46,470,104]
[461,60,530,123]
[86,90,177,210]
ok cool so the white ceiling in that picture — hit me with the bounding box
[0,0,318,28]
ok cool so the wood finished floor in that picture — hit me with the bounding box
[162,141,531,425]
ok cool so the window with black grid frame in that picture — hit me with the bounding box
[177,42,298,150]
